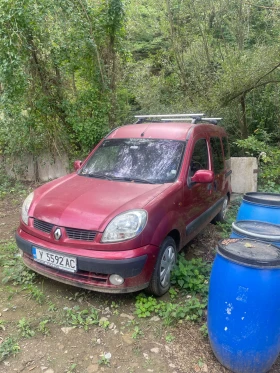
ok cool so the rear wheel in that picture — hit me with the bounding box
[212,196,229,223]
[146,236,177,297]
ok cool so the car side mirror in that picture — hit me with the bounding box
[74,160,82,171]
[191,170,214,183]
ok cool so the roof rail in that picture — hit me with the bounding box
[160,118,193,121]
[159,117,223,125]
[134,114,222,125]
[135,113,204,118]
[134,114,205,124]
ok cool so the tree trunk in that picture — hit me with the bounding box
[240,94,248,139]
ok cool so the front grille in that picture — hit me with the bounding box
[33,218,54,233]
[33,218,96,241]
[65,227,97,241]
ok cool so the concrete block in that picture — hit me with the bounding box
[230,157,258,193]
[37,153,69,181]
[2,154,36,181]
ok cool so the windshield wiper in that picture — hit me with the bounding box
[81,172,158,184]
[107,176,157,184]
[82,172,112,180]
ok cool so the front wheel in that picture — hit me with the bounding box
[146,236,177,297]
[212,196,229,223]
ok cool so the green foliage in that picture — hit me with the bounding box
[135,255,211,324]
[199,323,208,338]
[165,333,175,343]
[171,256,211,298]
[0,0,279,165]
[99,319,110,329]
[135,295,159,318]
[0,0,129,158]
[161,297,206,325]
[64,306,99,331]
[48,302,58,312]
[26,284,45,304]
[235,130,280,191]
[98,354,111,367]
[0,320,6,330]
[17,318,35,338]
[67,364,77,373]
[2,252,36,286]
[0,337,20,362]
[132,325,143,339]
[0,167,28,199]
[38,320,50,336]
[134,293,206,324]
[0,240,37,285]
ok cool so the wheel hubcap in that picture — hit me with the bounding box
[222,198,228,219]
[160,246,176,287]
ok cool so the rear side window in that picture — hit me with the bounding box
[190,139,209,176]
[222,137,230,160]
[210,137,224,174]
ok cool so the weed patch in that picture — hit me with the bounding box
[17,318,35,338]
[64,306,99,331]
[1,241,36,285]
[171,256,211,298]
[38,319,50,335]
[0,337,20,362]
[135,293,206,325]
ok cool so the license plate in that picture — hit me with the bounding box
[32,247,77,273]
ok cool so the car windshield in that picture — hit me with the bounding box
[80,139,185,184]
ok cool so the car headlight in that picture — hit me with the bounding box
[21,192,34,225]
[101,210,147,243]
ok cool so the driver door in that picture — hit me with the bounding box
[183,137,213,238]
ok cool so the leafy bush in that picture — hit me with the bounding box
[235,130,280,192]
[171,256,211,299]
[135,293,206,324]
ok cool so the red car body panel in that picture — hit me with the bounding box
[16,122,231,293]
[30,175,172,232]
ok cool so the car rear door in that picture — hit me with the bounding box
[209,136,225,201]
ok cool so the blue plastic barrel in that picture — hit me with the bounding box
[208,239,280,373]
[237,192,280,224]
[230,221,280,248]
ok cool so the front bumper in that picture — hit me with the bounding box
[16,229,159,293]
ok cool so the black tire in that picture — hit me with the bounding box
[212,196,229,224]
[146,236,177,297]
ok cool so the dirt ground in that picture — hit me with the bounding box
[1,188,280,373]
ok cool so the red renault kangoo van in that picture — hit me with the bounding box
[16,114,231,296]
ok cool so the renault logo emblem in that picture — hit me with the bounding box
[54,228,62,240]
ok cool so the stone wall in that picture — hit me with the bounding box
[2,153,70,182]
[2,154,258,194]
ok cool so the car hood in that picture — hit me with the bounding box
[30,174,172,231]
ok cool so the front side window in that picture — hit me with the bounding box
[189,139,209,177]
[80,139,185,183]
[210,137,224,174]
[222,137,230,160]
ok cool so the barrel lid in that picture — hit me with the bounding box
[243,192,280,206]
[232,220,280,241]
[217,239,280,267]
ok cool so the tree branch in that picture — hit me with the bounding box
[75,0,106,89]
[224,80,280,103]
